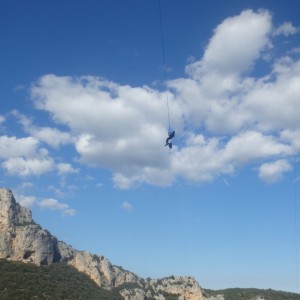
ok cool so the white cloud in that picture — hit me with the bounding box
[39,198,76,216]
[171,135,233,183]
[30,127,73,148]
[113,166,174,189]
[19,182,34,189]
[170,131,292,184]
[0,135,55,176]
[2,156,54,176]
[12,110,73,148]
[0,135,39,159]
[47,186,66,198]
[31,75,173,184]
[57,163,79,175]
[280,129,300,152]
[113,173,139,189]
[290,47,300,54]
[0,126,76,178]
[222,131,292,164]
[170,11,300,136]
[242,57,300,132]
[273,22,299,36]
[186,9,272,78]
[13,192,76,217]
[258,159,292,183]
[122,201,133,213]
[31,75,171,135]
[170,10,277,134]
[0,115,5,124]
[16,194,37,208]
[27,9,300,187]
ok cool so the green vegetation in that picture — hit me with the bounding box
[0,259,123,300]
[203,288,300,300]
[160,291,180,300]
[114,282,142,293]
[114,282,180,299]
[2,259,299,300]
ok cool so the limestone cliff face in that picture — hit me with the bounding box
[118,276,203,300]
[149,276,203,300]
[0,188,203,300]
[203,295,224,300]
[0,188,55,265]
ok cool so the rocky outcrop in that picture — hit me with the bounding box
[203,295,224,300]
[149,276,203,300]
[0,188,55,265]
[117,276,203,300]
[0,188,203,300]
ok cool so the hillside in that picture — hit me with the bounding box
[203,288,300,300]
[1,188,299,300]
[0,259,123,300]
[0,187,203,300]
[1,259,299,300]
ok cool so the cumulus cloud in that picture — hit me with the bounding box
[19,182,34,189]
[186,9,272,77]
[2,156,54,176]
[122,201,133,213]
[258,159,292,183]
[171,135,232,182]
[16,194,37,208]
[222,131,292,164]
[273,22,299,36]
[170,11,276,135]
[0,135,54,176]
[39,198,76,216]
[113,173,140,189]
[57,163,79,175]
[0,137,78,177]
[0,135,39,159]
[12,110,73,148]
[0,134,54,177]
[31,74,174,187]
[13,191,76,217]
[280,129,300,152]
[169,131,292,184]
[28,9,300,187]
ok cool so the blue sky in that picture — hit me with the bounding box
[1,0,300,293]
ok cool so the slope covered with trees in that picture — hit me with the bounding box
[203,288,300,300]
[0,259,123,300]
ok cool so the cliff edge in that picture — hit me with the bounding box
[0,188,203,300]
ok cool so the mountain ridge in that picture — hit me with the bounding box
[0,187,203,300]
[2,259,299,300]
[203,288,300,300]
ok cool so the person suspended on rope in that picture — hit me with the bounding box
[165,130,175,149]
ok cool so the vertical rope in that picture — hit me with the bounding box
[158,0,171,132]
[292,79,299,293]
[294,169,299,293]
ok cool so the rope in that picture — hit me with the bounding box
[292,80,299,293]
[158,0,171,132]
[294,171,299,293]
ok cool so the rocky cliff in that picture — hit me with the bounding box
[0,188,203,300]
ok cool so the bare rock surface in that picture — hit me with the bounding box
[0,188,203,300]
